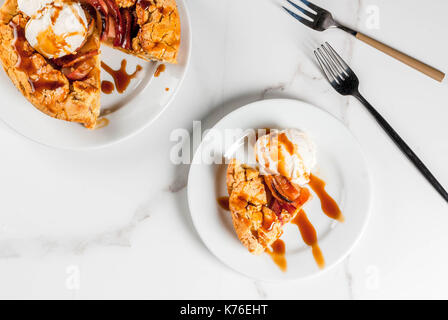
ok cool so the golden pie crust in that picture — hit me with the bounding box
[226,160,310,255]
[0,0,101,129]
[110,0,181,64]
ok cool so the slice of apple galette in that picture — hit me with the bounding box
[95,0,181,64]
[226,159,312,255]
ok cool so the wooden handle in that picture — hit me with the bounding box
[356,32,445,82]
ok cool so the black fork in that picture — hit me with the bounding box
[315,42,448,204]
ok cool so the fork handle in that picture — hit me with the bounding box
[355,32,445,82]
[354,93,448,203]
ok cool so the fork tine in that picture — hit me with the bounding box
[321,45,346,79]
[286,0,316,19]
[318,47,343,82]
[282,6,314,28]
[299,0,322,13]
[314,49,337,84]
[325,42,352,74]
[322,43,347,77]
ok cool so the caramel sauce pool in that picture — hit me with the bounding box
[101,80,114,94]
[292,210,325,269]
[217,196,230,211]
[309,174,344,222]
[101,60,142,94]
[154,64,166,77]
[267,240,287,272]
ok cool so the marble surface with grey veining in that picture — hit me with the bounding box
[0,0,448,299]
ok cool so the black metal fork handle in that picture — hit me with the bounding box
[353,91,448,203]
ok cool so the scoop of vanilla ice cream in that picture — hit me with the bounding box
[17,0,54,17]
[255,129,316,186]
[19,0,88,59]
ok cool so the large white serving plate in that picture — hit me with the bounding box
[0,0,191,149]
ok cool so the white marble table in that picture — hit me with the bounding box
[0,0,447,299]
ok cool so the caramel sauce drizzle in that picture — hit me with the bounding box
[278,132,296,155]
[101,60,142,93]
[275,132,296,179]
[309,174,344,222]
[36,4,86,58]
[35,27,71,58]
[50,6,61,24]
[292,210,325,269]
[10,22,65,93]
[154,64,166,77]
[69,4,87,29]
[267,239,287,272]
[266,174,342,271]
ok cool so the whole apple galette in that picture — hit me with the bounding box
[0,0,181,128]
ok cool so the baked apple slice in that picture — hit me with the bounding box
[84,0,181,63]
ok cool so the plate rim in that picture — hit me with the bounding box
[187,98,373,282]
[0,0,193,151]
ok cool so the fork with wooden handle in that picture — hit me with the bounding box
[283,0,445,82]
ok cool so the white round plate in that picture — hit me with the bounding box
[0,0,191,149]
[188,99,372,281]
